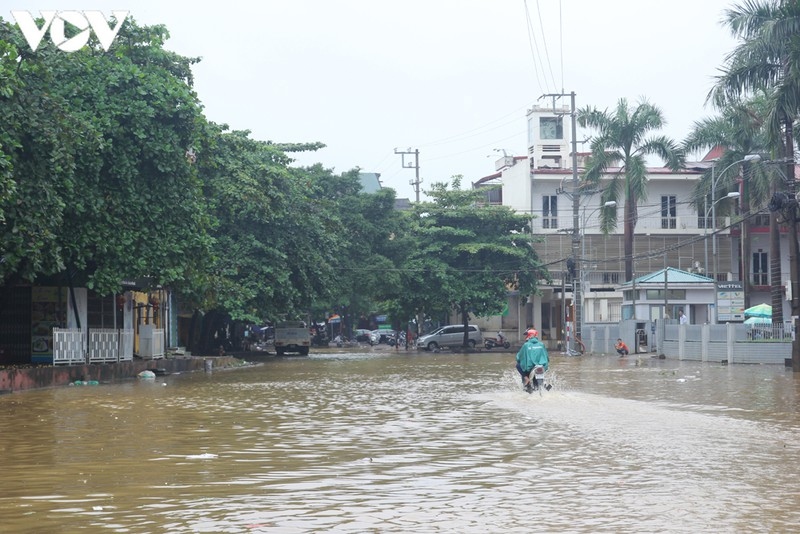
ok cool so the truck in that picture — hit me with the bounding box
[274,321,310,356]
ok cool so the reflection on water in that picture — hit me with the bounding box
[1,350,800,532]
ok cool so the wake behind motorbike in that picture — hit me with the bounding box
[526,365,551,396]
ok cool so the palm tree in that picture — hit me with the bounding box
[578,97,684,281]
[709,0,800,324]
[682,99,771,309]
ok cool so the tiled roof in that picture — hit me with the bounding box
[621,267,713,287]
[703,146,725,161]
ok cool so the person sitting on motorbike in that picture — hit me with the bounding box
[515,329,549,392]
[497,330,505,344]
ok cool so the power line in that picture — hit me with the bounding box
[417,106,526,148]
[534,0,558,92]
[424,130,525,162]
[324,209,766,276]
[559,0,564,93]
[523,0,549,94]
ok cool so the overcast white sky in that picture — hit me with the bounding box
[9,1,740,200]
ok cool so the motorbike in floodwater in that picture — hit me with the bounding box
[484,334,510,349]
[525,365,551,395]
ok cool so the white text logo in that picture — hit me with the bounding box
[10,10,129,52]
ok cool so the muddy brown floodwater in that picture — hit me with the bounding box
[1,349,799,533]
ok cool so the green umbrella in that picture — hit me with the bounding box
[744,316,771,325]
[744,303,772,318]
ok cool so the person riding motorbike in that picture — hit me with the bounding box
[515,329,549,392]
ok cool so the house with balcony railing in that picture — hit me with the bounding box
[472,104,793,348]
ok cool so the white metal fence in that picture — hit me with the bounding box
[139,325,165,359]
[53,328,138,365]
[88,329,121,364]
[119,329,133,362]
[53,328,86,365]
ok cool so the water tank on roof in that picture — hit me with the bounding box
[495,156,514,171]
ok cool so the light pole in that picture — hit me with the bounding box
[706,191,740,323]
[710,155,761,283]
[706,154,761,324]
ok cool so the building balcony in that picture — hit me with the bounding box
[531,214,736,234]
[545,270,625,288]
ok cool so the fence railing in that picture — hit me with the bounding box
[139,325,165,360]
[583,320,794,364]
[659,321,794,364]
[53,328,139,365]
[88,329,122,364]
[53,328,86,366]
[531,214,734,234]
[743,323,793,341]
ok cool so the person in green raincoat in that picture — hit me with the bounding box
[515,329,549,392]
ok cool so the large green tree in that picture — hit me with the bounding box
[710,0,800,324]
[303,171,407,331]
[395,177,547,347]
[578,98,685,281]
[683,99,772,309]
[0,22,91,281]
[193,124,407,335]
[0,18,211,295]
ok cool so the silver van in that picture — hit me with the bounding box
[417,325,482,351]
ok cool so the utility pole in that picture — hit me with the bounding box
[782,155,800,372]
[542,91,581,352]
[758,154,798,370]
[395,148,422,202]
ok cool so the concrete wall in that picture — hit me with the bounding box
[658,321,791,364]
[0,356,242,394]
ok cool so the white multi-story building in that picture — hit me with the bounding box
[474,104,790,346]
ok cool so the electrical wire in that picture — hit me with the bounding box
[559,0,564,93]
[523,0,550,95]
[534,0,558,93]
[326,208,768,276]
[414,105,529,149]
[425,130,526,162]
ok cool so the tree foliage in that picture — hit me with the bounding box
[394,177,547,346]
[0,18,211,293]
[711,0,800,322]
[0,17,549,346]
[578,98,685,280]
[683,98,773,309]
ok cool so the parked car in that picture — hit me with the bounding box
[354,329,372,342]
[417,325,482,351]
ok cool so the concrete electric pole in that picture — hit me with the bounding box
[542,91,581,353]
[395,148,422,202]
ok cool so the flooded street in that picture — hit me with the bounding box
[2,350,800,533]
